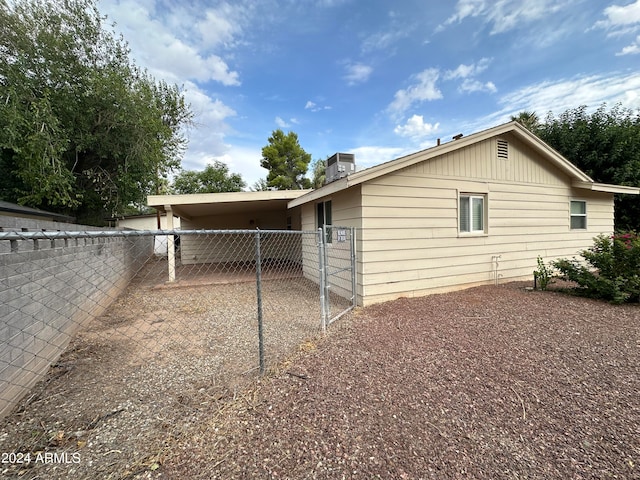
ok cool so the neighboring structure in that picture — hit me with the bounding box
[288,121,639,306]
[147,122,638,306]
[0,200,75,224]
[116,213,181,256]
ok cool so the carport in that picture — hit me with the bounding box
[147,190,311,282]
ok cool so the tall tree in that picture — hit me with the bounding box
[534,104,640,230]
[260,129,312,190]
[171,161,245,194]
[0,0,192,224]
[250,178,271,191]
[309,157,327,189]
[510,110,540,132]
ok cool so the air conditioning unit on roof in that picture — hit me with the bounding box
[325,153,355,184]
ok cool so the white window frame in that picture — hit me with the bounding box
[570,200,587,230]
[459,193,487,235]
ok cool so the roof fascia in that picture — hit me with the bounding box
[572,181,640,195]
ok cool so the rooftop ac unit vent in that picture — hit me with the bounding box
[325,153,355,184]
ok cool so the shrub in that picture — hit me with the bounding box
[533,255,554,290]
[551,232,640,303]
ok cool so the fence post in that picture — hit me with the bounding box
[350,227,357,308]
[318,228,327,332]
[255,229,266,375]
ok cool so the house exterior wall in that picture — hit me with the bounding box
[300,135,615,307]
[117,215,181,256]
[356,135,613,305]
[180,207,302,265]
[300,187,364,303]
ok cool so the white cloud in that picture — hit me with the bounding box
[197,3,247,49]
[192,146,267,189]
[617,35,640,55]
[347,146,407,170]
[304,100,332,112]
[444,57,492,80]
[473,72,640,129]
[361,29,409,52]
[388,68,442,116]
[441,0,572,35]
[180,81,237,169]
[594,0,640,33]
[394,115,440,139]
[275,116,290,128]
[100,0,241,86]
[344,63,373,85]
[459,79,497,94]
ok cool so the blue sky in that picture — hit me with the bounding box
[97,0,640,188]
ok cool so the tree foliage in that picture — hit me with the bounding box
[171,161,245,194]
[309,157,327,189]
[510,110,540,132]
[0,0,193,224]
[523,104,640,230]
[260,130,312,190]
[250,178,271,191]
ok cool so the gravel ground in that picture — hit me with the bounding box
[0,262,331,479]
[2,282,639,479]
[164,282,640,479]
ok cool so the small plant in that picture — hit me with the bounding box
[551,232,640,304]
[533,255,554,290]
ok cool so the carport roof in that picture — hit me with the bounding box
[147,190,311,220]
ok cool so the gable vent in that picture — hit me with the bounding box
[497,139,509,159]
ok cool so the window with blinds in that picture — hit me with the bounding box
[459,194,485,233]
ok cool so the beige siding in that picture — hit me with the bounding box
[358,169,613,305]
[298,136,618,306]
[408,133,567,186]
[180,209,293,265]
[301,187,364,303]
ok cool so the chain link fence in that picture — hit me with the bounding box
[0,226,354,479]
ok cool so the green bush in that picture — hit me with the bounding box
[533,255,554,290]
[552,232,640,303]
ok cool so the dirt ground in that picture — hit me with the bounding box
[2,282,639,479]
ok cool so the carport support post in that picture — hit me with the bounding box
[255,230,266,375]
[165,205,176,282]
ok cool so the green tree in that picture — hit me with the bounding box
[260,129,312,190]
[250,178,271,191]
[309,157,327,189]
[0,0,192,224]
[534,104,640,230]
[171,161,245,194]
[510,110,540,132]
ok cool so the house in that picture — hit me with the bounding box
[148,121,638,306]
[115,213,182,256]
[147,190,310,281]
[0,200,75,224]
[288,121,639,306]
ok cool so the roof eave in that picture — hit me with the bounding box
[572,181,640,195]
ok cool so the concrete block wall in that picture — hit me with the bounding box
[0,217,153,418]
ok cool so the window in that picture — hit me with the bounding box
[317,200,332,242]
[459,194,485,234]
[570,200,587,229]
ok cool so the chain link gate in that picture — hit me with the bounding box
[0,226,357,478]
[319,225,357,330]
